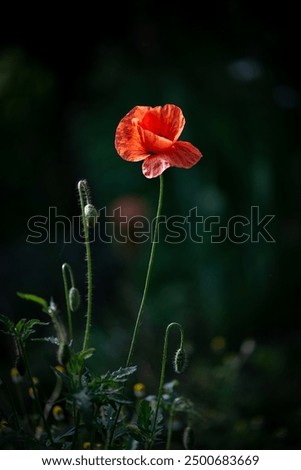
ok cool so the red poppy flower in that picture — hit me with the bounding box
[114,104,203,178]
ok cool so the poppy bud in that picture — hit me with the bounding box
[69,287,80,312]
[84,204,98,228]
[173,347,187,374]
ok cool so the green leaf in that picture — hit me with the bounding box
[137,400,153,433]
[15,318,49,341]
[17,292,48,310]
[31,336,60,345]
[126,424,144,442]
[107,394,132,406]
[0,313,15,333]
[110,366,137,382]
[78,348,96,361]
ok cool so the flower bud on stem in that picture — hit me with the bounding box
[77,180,94,353]
[148,322,185,450]
[62,263,80,342]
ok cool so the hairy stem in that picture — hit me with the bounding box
[126,174,164,369]
[78,180,93,353]
[62,263,75,342]
[20,341,54,446]
[148,322,184,449]
[107,174,164,449]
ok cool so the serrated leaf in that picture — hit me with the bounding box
[126,424,144,442]
[53,426,76,443]
[31,336,60,345]
[78,348,95,361]
[0,328,13,336]
[15,318,49,341]
[17,292,48,310]
[110,366,137,382]
[137,400,152,433]
[108,394,133,406]
[0,313,15,333]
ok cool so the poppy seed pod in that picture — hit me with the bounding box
[173,347,187,374]
[69,287,80,312]
[84,204,98,228]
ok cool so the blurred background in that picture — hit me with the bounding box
[0,0,300,449]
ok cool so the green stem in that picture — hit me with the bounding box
[43,376,63,421]
[148,322,184,450]
[71,411,80,450]
[126,173,164,369]
[49,304,67,346]
[166,398,180,450]
[20,341,54,446]
[62,263,75,341]
[78,180,93,353]
[106,174,164,449]
[2,378,21,431]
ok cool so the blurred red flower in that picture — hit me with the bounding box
[115,104,202,178]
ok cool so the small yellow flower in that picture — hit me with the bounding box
[52,405,65,422]
[10,367,22,384]
[28,386,38,399]
[133,382,146,398]
[35,425,44,439]
[0,419,8,432]
[32,376,39,385]
[55,365,65,374]
[83,441,91,449]
[210,336,226,352]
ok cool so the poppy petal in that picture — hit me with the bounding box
[142,141,202,179]
[140,104,185,141]
[163,141,202,168]
[137,126,173,153]
[142,155,172,179]
[115,106,152,161]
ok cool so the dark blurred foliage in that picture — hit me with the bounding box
[0,0,301,449]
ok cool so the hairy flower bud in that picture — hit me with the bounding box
[173,347,187,374]
[69,287,80,312]
[84,204,98,228]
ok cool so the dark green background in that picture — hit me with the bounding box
[1,1,300,449]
